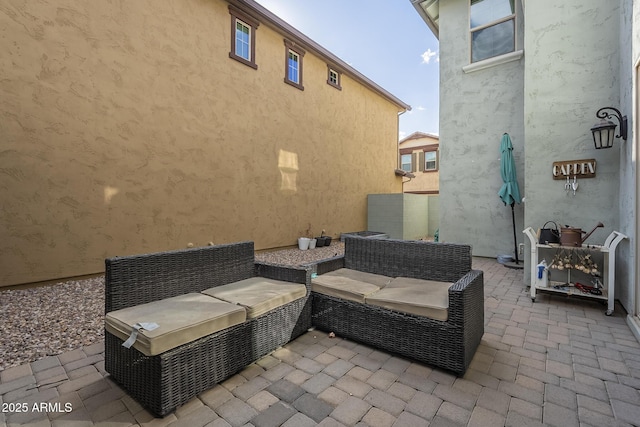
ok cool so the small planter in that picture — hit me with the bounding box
[298,237,310,250]
[317,236,332,247]
[308,239,317,249]
[314,237,325,247]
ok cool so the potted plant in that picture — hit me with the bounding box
[298,223,313,250]
[315,230,325,247]
[297,237,310,250]
[316,229,332,247]
[307,224,317,249]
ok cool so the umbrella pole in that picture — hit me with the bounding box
[511,202,519,264]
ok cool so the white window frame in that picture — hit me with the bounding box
[327,67,342,90]
[284,40,305,90]
[288,50,300,83]
[469,0,516,63]
[235,19,251,61]
[425,151,437,171]
[228,6,259,69]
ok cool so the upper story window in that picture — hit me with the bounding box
[470,0,515,63]
[284,40,305,90]
[425,151,437,170]
[288,51,300,82]
[401,154,413,172]
[327,67,342,90]
[235,20,251,60]
[229,6,259,69]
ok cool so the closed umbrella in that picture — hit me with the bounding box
[498,133,522,265]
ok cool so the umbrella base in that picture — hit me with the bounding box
[503,261,524,270]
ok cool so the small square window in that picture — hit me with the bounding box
[327,67,342,90]
[284,40,305,90]
[229,6,259,69]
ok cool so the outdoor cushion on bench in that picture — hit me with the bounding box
[311,268,392,303]
[202,277,307,318]
[105,242,312,417]
[309,236,484,375]
[105,293,246,356]
[365,277,452,321]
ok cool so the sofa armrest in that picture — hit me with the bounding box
[255,261,312,294]
[447,269,484,328]
[304,255,345,276]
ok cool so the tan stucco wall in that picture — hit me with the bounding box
[0,0,402,287]
[399,135,439,194]
[402,166,439,194]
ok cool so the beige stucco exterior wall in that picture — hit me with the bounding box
[0,0,403,287]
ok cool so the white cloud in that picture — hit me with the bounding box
[417,106,426,111]
[421,49,438,64]
[399,131,407,140]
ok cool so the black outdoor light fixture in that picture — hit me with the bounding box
[590,107,628,149]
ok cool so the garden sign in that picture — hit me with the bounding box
[552,159,596,180]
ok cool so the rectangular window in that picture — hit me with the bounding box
[470,0,515,63]
[235,20,250,61]
[229,6,259,69]
[425,151,437,170]
[284,40,305,90]
[401,154,412,172]
[288,51,299,83]
[327,67,342,90]
[328,70,338,85]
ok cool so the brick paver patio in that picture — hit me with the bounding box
[2,257,640,426]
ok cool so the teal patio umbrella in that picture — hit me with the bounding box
[498,133,522,264]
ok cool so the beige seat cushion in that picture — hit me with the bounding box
[365,277,452,321]
[105,293,246,356]
[311,268,393,303]
[202,277,307,319]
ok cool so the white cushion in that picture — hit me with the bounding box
[202,277,307,318]
[311,268,392,303]
[365,277,452,321]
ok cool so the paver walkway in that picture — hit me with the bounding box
[2,257,640,426]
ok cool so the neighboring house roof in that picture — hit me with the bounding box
[231,0,411,112]
[410,0,440,38]
[399,131,439,145]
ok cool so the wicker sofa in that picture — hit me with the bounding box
[310,236,484,375]
[104,241,311,417]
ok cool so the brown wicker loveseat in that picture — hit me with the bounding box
[310,236,484,375]
[104,241,311,417]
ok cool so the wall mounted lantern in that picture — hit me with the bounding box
[590,107,628,149]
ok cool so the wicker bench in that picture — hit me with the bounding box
[104,241,311,417]
[310,236,484,375]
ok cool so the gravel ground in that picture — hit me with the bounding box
[0,242,344,371]
[255,241,344,266]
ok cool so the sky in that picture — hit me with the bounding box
[254,0,440,140]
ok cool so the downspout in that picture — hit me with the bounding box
[397,109,409,193]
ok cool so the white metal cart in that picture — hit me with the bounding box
[523,227,627,316]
